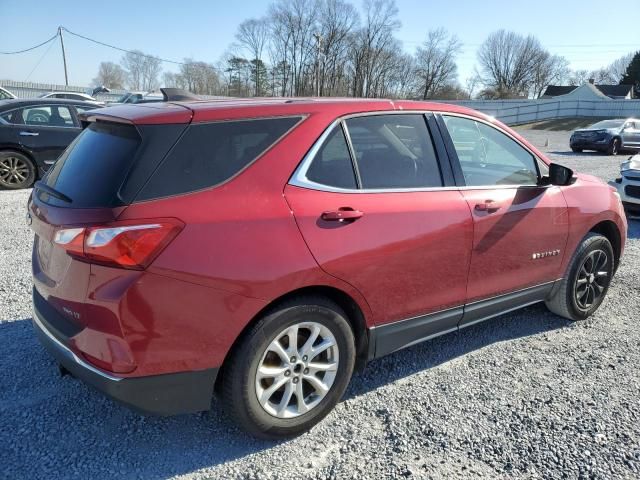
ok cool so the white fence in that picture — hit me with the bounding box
[0,80,127,102]
[441,99,640,125]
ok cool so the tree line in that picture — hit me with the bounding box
[92,0,640,100]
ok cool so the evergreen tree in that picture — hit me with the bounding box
[619,51,640,97]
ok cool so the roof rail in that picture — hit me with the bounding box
[160,88,201,102]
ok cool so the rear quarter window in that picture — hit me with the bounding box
[136,116,302,201]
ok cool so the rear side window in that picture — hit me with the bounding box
[345,115,442,189]
[137,116,301,200]
[43,122,141,207]
[306,127,357,189]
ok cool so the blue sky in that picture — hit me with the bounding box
[2,0,638,88]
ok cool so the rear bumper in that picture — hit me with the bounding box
[32,301,218,416]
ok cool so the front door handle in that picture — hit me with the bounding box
[19,131,39,137]
[321,207,364,222]
[474,200,501,213]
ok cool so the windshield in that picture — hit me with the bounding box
[590,120,624,129]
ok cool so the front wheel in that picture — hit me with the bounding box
[545,233,614,321]
[607,138,621,155]
[221,296,355,438]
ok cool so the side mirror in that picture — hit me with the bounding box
[549,163,575,186]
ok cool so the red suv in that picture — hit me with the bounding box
[29,99,627,438]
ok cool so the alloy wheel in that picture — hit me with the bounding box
[255,321,339,419]
[0,156,30,186]
[573,249,609,311]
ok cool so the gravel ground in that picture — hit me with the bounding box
[1,128,639,479]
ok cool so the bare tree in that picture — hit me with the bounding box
[236,18,270,95]
[316,0,359,96]
[414,28,461,99]
[350,0,401,97]
[121,50,161,91]
[141,55,162,91]
[568,69,589,86]
[477,30,547,98]
[92,62,126,89]
[531,54,570,98]
[269,0,319,96]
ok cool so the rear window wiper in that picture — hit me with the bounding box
[34,181,72,204]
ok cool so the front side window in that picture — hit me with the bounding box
[443,115,538,186]
[345,115,442,189]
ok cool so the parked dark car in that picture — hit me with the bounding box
[570,118,640,155]
[0,99,101,189]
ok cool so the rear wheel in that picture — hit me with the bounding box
[221,296,355,438]
[0,151,36,189]
[571,147,582,153]
[607,138,621,155]
[545,233,614,321]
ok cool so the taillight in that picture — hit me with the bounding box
[53,219,183,270]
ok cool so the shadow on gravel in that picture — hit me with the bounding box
[548,150,608,157]
[347,304,572,400]
[626,218,640,238]
[0,319,280,480]
[0,304,585,478]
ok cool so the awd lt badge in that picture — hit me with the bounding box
[532,249,560,260]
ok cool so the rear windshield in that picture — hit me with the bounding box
[42,122,141,207]
[136,116,302,201]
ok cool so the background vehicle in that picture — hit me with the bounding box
[29,99,626,438]
[614,154,640,214]
[570,118,640,155]
[39,91,104,106]
[0,86,17,100]
[0,99,102,189]
[110,90,164,104]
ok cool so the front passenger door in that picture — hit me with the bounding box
[439,115,569,324]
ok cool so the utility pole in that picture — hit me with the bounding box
[313,33,323,97]
[58,26,69,86]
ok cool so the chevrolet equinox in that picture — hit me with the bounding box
[29,99,627,438]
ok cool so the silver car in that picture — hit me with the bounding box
[570,119,640,155]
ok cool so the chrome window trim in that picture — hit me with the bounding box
[288,110,549,194]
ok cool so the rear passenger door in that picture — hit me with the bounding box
[9,104,81,170]
[285,113,474,352]
[438,114,569,324]
[622,121,640,149]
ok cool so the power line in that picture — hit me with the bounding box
[25,36,57,82]
[0,33,59,54]
[61,27,190,66]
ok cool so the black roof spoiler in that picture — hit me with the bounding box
[160,88,201,102]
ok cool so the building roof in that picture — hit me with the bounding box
[542,84,634,99]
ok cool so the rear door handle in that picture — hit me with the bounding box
[474,200,501,213]
[19,131,39,137]
[321,207,364,222]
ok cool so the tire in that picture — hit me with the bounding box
[607,138,621,156]
[221,296,356,439]
[571,147,582,153]
[0,151,36,189]
[545,233,614,321]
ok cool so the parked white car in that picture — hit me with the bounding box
[39,92,104,106]
[614,155,640,215]
[0,87,16,100]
